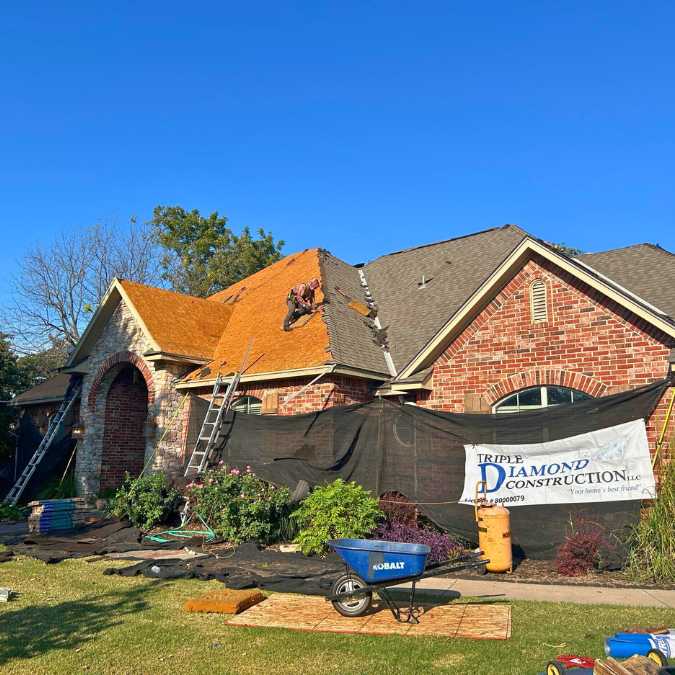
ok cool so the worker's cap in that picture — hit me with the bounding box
[308,278,320,289]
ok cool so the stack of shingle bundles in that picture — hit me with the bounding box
[27,498,89,534]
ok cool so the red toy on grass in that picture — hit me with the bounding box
[546,655,596,674]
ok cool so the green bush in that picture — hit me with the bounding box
[186,466,291,544]
[292,479,383,556]
[36,474,77,501]
[626,461,675,583]
[0,503,26,522]
[109,472,181,531]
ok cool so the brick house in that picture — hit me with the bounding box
[14,224,675,497]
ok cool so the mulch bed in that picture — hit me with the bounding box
[452,557,675,590]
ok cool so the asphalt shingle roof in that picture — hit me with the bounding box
[67,227,675,388]
[320,252,388,374]
[13,373,71,405]
[362,225,528,370]
[578,244,675,320]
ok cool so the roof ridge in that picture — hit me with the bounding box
[364,224,530,262]
[118,278,226,304]
[580,242,674,257]
[207,248,321,301]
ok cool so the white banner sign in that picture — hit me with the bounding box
[459,419,656,507]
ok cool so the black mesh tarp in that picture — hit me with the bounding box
[0,412,75,503]
[206,380,667,559]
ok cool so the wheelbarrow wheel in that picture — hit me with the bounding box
[545,661,567,675]
[331,574,372,617]
[646,649,668,667]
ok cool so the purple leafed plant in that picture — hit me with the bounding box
[374,521,462,563]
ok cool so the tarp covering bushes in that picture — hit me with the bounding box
[207,380,668,559]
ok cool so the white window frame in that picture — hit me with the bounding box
[492,385,590,414]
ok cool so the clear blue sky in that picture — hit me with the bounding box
[1,2,673,304]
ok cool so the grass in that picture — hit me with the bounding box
[1,549,674,675]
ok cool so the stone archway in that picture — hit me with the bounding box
[100,364,149,491]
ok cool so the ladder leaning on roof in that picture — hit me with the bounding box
[4,383,81,506]
[184,373,240,478]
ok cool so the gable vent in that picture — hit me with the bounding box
[530,280,548,322]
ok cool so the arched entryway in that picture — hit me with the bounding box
[100,365,148,491]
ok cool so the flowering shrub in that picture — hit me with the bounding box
[109,472,181,531]
[374,521,462,563]
[292,479,383,556]
[555,518,613,576]
[186,465,291,543]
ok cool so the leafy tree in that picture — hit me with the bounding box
[0,333,21,462]
[151,205,285,297]
[5,220,160,352]
[16,339,69,392]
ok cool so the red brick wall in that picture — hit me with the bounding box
[235,374,373,415]
[418,255,674,462]
[100,366,148,490]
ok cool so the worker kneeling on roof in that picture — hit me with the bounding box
[283,278,320,331]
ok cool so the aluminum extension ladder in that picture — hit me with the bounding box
[4,383,81,505]
[184,373,240,478]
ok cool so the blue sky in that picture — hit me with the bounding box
[1,2,673,305]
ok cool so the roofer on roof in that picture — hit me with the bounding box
[283,278,321,331]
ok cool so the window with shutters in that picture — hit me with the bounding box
[231,396,262,415]
[530,279,548,322]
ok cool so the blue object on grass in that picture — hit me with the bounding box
[605,630,674,659]
[328,539,430,583]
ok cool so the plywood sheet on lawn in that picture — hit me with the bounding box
[226,593,511,640]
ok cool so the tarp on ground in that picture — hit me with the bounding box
[206,379,668,559]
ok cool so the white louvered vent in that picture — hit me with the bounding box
[530,280,548,322]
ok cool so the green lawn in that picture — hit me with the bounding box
[1,550,673,675]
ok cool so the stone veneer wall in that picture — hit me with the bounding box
[75,300,192,496]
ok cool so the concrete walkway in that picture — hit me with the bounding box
[394,576,675,609]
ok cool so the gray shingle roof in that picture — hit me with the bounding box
[578,244,675,320]
[320,250,389,375]
[13,373,71,406]
[362,225,528,371]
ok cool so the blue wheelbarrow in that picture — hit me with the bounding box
[327,539,488,623]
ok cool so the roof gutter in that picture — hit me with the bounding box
[175,363,388,390]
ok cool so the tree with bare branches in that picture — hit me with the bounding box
[5,220,161,355]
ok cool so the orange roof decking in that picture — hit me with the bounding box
[119,280,234,360]
[186,249,332,380]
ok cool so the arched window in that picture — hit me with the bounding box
[231,396,262,415]
[493,385,592,414]
[530,279,548,322]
